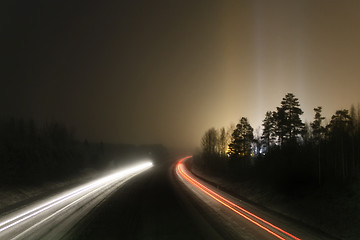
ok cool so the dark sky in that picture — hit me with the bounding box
[2,1,360,151]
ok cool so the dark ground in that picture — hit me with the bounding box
[66,161,222,240]
[189,161,360,240]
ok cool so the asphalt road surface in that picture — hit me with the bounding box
[70,159,222,240]
[0,157,337,240]
[175,157,336,240]
[0,162,152,240]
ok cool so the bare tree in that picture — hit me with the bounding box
[201,128,218,156]
[218,127,227,157]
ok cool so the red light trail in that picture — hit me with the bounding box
[176,156,301,240]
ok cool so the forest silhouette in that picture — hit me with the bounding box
[199,93,360,191]
[0,118,167,187]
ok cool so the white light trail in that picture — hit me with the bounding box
[0,161,152,234]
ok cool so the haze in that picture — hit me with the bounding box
[2,0,360,151]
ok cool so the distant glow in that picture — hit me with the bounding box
[176,157,300,240]
[0,161,152,234]
[225,146,230,153]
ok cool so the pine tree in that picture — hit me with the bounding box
[326,109,352,181]
[261,111,276,150]
[273,107,287,145]
[310,107,326,185]
[327,109,352,137]
[311,106,325,143]
[228,117,254,159]
[274,93,305,144]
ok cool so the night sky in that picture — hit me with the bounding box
[2,1,360,151]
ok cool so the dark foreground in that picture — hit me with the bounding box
[68,161,222,240]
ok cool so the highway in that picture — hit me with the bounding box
[175,156,335,240]
[0,161,152,240]
[0,157,336,240]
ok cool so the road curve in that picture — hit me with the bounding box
[0,161,152,240]
[175,156,335,240]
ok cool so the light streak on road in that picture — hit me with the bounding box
[0,161,152,239]
[176,156,300,240]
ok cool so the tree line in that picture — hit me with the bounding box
[0,117,167,187]
[0,118,81,185]
[200,93,360,189]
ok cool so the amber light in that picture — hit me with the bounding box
[176,157,301,240]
